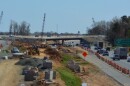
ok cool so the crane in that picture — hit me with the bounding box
[92,17,96,27]
[92,17,95,24]
[0,11,3,24]
[41,13,46,42]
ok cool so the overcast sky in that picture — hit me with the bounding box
[0,0,130,34]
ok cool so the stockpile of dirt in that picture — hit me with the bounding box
[15,58,43,67]
[44,47,61,61]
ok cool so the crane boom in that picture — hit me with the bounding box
[92,17,95,24]
[41,13,46,41]
[0,11,3,24]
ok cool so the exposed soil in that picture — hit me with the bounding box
[68,46,123,86]
[31,48,47,58]
[0,59,23,86]
[32,48,66,86]
[0,46,123,86]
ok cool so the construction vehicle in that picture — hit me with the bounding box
[11,47,25,56]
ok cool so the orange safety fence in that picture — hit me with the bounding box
[109,60,112,65]
[104,57,107,62]
[122,68,129,74]
[90,49,130,75]
[100,56,103,60]
[100,55,103,60]
[115,64,119,69]
[106,59,110,64]
[118,65,122,71]
[113,62,117,69]
[101,56,105,61]
[111,61,114,67]
[96,53,101,59]
[0,44,3,49]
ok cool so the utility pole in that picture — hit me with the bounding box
[9,20,13,35]
[56,24,58,37]
[41,13,46,42]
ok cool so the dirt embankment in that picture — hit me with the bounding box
[0,59,23,86]
[63,46,123,86]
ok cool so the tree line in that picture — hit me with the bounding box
[9,20,30,35]
[88,15,130,46]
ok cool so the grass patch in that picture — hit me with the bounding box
[62,53,74,64]
[80,61,90,65]
[57,67,81,86]
[75,59,82,61]
[62,53,82,63]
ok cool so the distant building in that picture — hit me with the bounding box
[63,40,80,46]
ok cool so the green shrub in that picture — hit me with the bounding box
[62,54,73,64]
[57,67,81,86]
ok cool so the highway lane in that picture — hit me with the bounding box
[107,51,130,70]
[79,52,130,86]
[91,46,130,71]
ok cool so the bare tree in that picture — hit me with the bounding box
[9,21,30,36]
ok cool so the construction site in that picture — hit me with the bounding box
[0,38,123,86]
[0,10,124,86]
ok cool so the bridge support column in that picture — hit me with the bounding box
[62,40,64,45]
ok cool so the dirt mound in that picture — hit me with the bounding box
[44,47,61,61]
[15,58,43,67]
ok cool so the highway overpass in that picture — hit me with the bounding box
[0,35,106,45]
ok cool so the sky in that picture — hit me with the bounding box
[0,0,130,34]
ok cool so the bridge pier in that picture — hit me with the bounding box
[61,39,64,45]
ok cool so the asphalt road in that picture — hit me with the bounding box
[79,52,130,86]
[108,51,130,70]
[91,46,130,71]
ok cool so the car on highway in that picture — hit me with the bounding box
[94,47,98,50]
[111,54,120,60]
[94,46,101,50]
[106,47,110,51]
[97,49,105,54]
[127,57,130,62]
[102,51,109,56]
[83,44,90,49]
